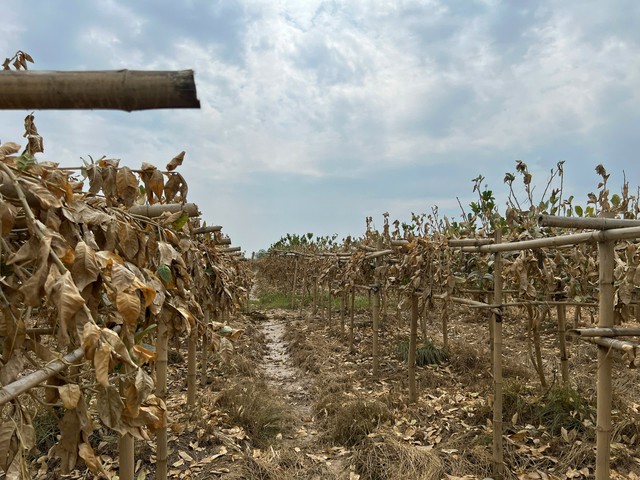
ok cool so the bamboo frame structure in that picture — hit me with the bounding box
[187,327,198,406]
[0,70,200,111]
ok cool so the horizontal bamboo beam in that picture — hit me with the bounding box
[460,225,640,253]
[192,225,222,234]
[569,327,640,338]
[0,70,200,111]
[365,249,394,259]
[0,325,121,406]
[448,238,494,247]
[538,214,640,230]
[391,239,409,246]
[129,203,199,218]
[214,238,232,246]
[220,247,241,253]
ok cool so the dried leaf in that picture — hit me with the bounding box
[78,442,107,476]
[59,384,82,410]
[97,385,125,434]
[117,290,141,327]
[94,342,111,387]
[71,241,100,291]
[166,151,185,171]
[116,166,138,207]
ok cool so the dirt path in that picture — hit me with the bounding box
[258,310,349,479]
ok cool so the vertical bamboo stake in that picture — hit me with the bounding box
[349,288,356,353]
[340,292,346,334]
[328,285,333,327]
[187,325,197,405]
[372,285,380,377]
[118,340,135,479]
[118,432,134,480]
[557,304,569,385]
[492,229,505,479]
[441,303,449,350]
[156,314,169,480]
[313,277,318,316]
[321,282,326,322]
[201,309,210,387]
[408,293,418,404]
[299,268,305,318]
[291,256,299,309]
[372,238,383,377]
[596,240,614,480]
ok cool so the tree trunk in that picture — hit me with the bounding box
[187,326,197,405]
[557,304,569,385]
[156,314,169,480]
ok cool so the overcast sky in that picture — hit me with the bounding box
[1,0,639,254]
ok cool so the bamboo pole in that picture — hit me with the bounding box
[340,292,346,334]
[192,225,222,234]
[596,240,614,480]
[201,309,210,387]
[372,285,380,377]
[568,327,640,337]
[492,229,505,479]
[408,293,418,404]
[557,304,569,385]
[156,314,169,480]
[372,238,383,377]
[128,203,199,218]
[291,256,299,309]
[313,277,318,316]
[187,326,197,406]
[328,286,333,327]
[447,238,494,247]
[460,224,640,253]
[0,70,200,111]
[538,214,640,230]
[349,289,356,354]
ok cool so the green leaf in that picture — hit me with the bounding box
[172,212,189,230]
[574,205,583,217]
[156,264,172,283]
[16,152,36,171]
[611,194,621,207]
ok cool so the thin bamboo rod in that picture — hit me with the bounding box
[557,305,569,385]
[219,246,241,253]
[214,238,232,246]
[448,238,494,247]
[492,229,505,479]
[596,241,614,480]
[365,249,394,259]
[349,289,355,354]
[187,326,197,406]
[408,294,418,404]
[391,239,409,246]
[538,214,640,230]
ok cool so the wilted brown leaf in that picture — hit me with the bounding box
[71,241,100,291]
[59,384,82,410]
[166,151,185,171]
[117,166,138,207]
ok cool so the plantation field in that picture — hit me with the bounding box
[35,294,639,479]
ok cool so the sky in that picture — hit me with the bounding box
[1,0,639,255]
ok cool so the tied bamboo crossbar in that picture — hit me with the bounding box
[0,70,200,111]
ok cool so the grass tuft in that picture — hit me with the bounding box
[218,382,292,448]
[352,435,444,480]
[318,394,392,446]
[396,339,449,366]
